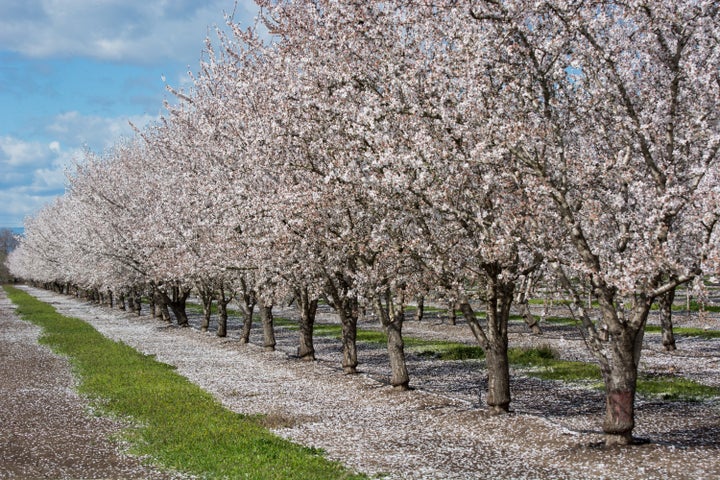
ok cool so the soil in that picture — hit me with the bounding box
[0,289,191,479]
[2,285,719,479]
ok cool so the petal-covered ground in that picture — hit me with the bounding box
[3,286,719,479]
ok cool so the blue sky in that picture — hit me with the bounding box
[0,0,260,229]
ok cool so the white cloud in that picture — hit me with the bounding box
[0,135,78,189]
[0,135,74,227]
[0,109,166,226]
[0,0,260,64]
[46,111,158,151]
[0,136,49,168]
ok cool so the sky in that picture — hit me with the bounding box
[0,0,260,229]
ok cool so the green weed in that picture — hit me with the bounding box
[5,286,364,480]
[644,324,720,339]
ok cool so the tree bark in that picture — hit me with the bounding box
[133,289,142,316]
[216,286,231,338]
[156,291,172,323]
[414,296,424,322]
[238,282,256,344]
[658,288,677,351]
[296,287,318,361]
[598,300,651,446]
[337,302,358,373]
[459,266,514,414]
[520,300,542,335]
[602,334,639,446]
[198,287,213,332]
[161,286,190,327]
[149,288,157,319]
[485,342,511,414]
[260,304,276,352]
[373,289,410,390]
[325,272,359,374]
[516,275,542,334]
[447,301,456,325]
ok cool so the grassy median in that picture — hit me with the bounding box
[4,286,363,480]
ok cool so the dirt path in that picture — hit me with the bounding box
[5,286,720,479]
[0,289,190,479]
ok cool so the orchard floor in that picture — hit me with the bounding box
[0,289,191,479]
[3,285,720,479]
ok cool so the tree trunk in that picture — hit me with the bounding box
[149,289,157,319]
[296,287,318,361]
[217,300,228,337]
[216,286,230,338]
[485,342,510,414]
[414,296,424,322]
[133,289,142,316]
[447,301,456,325]
[238,287,256,344]
[599,302,651,446]
[118,293,126,311]
[217,293,231,337]
[602,335,639,446]
[459,266,514,414]
[199,289,213,332]
[156,291,171,323]
[239,304,255,343]
[515,273,542,334]
[162,286,190,327]
[520,300,542,335]
[658,288,677,351]
[337,299,359,373]
[373,289,410,390]
[325,273,359,374]
[260,304,276,351]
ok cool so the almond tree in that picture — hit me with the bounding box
[467,0,720,444]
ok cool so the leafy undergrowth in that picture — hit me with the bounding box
[5,286,364,480]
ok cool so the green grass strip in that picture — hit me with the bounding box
[192,301,718,401]
[644,324,720,339]
[315,321,717,400]
[508,345,719,400]
[4,286,363,480]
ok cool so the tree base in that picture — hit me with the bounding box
[343,366,358,374]
[298,353,316,362]
[604,432,633,446]
[488,404,510,416]
[392,383,411,391]
[264,346,275,352]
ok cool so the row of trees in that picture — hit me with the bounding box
[7,1,720,446]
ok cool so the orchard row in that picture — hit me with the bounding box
[7,1,720,446]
